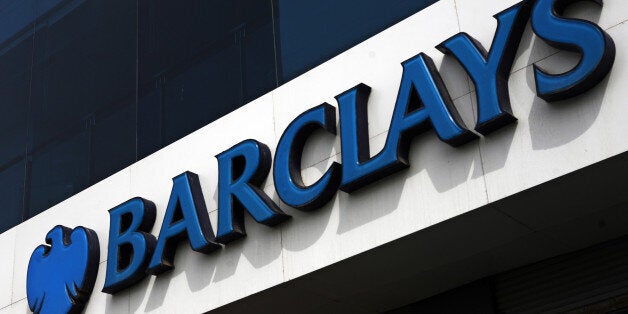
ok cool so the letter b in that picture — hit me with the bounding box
[103,198,157,294]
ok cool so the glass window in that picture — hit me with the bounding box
[0,0,34,230]
[29,130,90,217]
[0,0,33,168]
[27,0,137,216]
[137,89,163,160]
[275,0,439,81]
[161,42,242,146]
[0,161,25,233]
[0,0,36,44]
[137,0,277,148]
[90,101,136,184]
[138,0,273,83]
[0,41,30,167]
[29,0,137,149]
[244,18,277,102]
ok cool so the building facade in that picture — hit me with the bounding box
[1,0,627,313]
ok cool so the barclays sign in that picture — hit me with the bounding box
[26,0,616,312]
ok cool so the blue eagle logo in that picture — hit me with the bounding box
[26,226,100,314]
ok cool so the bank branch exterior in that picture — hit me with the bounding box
[1,0,628,313]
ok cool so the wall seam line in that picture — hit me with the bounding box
[279,222,286,282]
[451,0,473,94]
[606,18,628,31]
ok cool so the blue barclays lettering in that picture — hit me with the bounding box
[24,1,615,307]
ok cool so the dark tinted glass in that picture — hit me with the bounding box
[0,1,33,230]
[0,0,35,44]
[161,44,242,145]
[29,130,90,216]
[0,161,25,233]
[244,19,277,102]
[0,37,30,167]
[275,0,439,81]
[0,0,34,168]
[29,0,137,149]
[90,101,137,184]
[137,0,277,153]
[25,0,137,215]
[137,90,162,159]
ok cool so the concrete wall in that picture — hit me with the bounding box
[1,0,627,312]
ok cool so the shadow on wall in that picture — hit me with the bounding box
[439,48,472,101]
[133,243,219,312]
[526,60,608,151]
[129,208,283,312]
[334,128,490,235]
[278,156,337,252]
[525,4,605,151]
[332,55,490,235]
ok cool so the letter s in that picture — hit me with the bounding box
[531,0,615,102]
